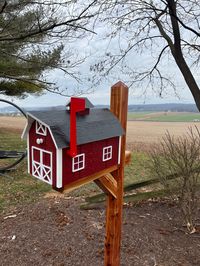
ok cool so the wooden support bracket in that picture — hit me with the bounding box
[94,173,117,198]
[95,151,131,198]
[125,150,131,165]
[62,165,118,194]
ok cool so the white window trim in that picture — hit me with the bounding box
[102,146,112,162]
[36,121,47,136]
[72,153,85,172]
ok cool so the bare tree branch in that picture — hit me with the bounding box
[0,1,7,14]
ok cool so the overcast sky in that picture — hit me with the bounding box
[1,49,196,109]
[0,9,198,109]
[5,79,194,108]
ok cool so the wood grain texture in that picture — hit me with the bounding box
[94,150,131,199]
[125,150,131,165]
[104,81,128,266]
[94,173,117,198]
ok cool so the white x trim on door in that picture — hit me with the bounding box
[32,147,52,185]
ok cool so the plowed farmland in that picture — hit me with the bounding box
[0,116,26,133]
[1,116,200,142]
[1,116,200,154]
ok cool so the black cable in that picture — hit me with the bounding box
[0,99,27,118]
[0,99,27,172]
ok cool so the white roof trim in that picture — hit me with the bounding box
[26,112,49,128]
[22,113,58,149]
[21,120,28,139]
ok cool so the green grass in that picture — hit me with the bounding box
[0,129,153,212]
[128,112,200,122]
[0,129,26,151]
[0,161,51,212]
[81,152,158,208]
[70,152,153,198]
[128,112,151,120]
[0,130,51,212]
[146,113,200,122]
[124,152,152,184]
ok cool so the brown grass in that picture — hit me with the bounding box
[0,116,26,133]
[127,121,200,143]
[127,121,200,152]
[1,116,200,152]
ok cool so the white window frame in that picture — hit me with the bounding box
[72,153,85,172]
[103,146,112,161]
[36,121,47,136]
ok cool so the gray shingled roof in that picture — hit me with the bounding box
[26,108,124,149]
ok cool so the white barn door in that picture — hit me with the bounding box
[32,147,52,185]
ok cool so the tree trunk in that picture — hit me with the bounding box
[167,0,200,111]
[171,49,200,112]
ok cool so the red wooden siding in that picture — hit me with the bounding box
[29,121,57,187]
[29,119,119,189]
[62,137,119,187]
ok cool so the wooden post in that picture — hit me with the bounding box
[104,81,128,266]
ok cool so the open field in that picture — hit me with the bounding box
[128,111,200,122]
[1,115,200,201]
[1,116,200,201]
[0,116,155,210]
[1,116,200,144]
[1,116,200,153]
[127,120,200,152]
[0,116,26,133]
[127,120,200,144]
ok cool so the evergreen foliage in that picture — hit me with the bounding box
[0,0,94,97]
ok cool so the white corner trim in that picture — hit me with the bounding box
[118,137,122,164]
[21,121,28,139]
[48,129,58,149]
[21,116,34,140]
[27,113,49,128]
[27,132,30,173]
[56,149,63,188]
[26,113,58,149]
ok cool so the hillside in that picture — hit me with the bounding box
[0,103,198,114]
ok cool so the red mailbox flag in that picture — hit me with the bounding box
[67,97,86,157]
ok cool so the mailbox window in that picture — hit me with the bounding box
[36,121,47,136]
[72,153,85,172]
[103,146,112,161]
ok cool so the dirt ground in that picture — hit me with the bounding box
[1,117,200,265]
[0,196,200,266]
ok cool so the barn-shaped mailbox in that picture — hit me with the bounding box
[22,97,124,190]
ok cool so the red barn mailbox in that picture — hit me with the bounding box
[22,81,129,266]
[22,97,124,190]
